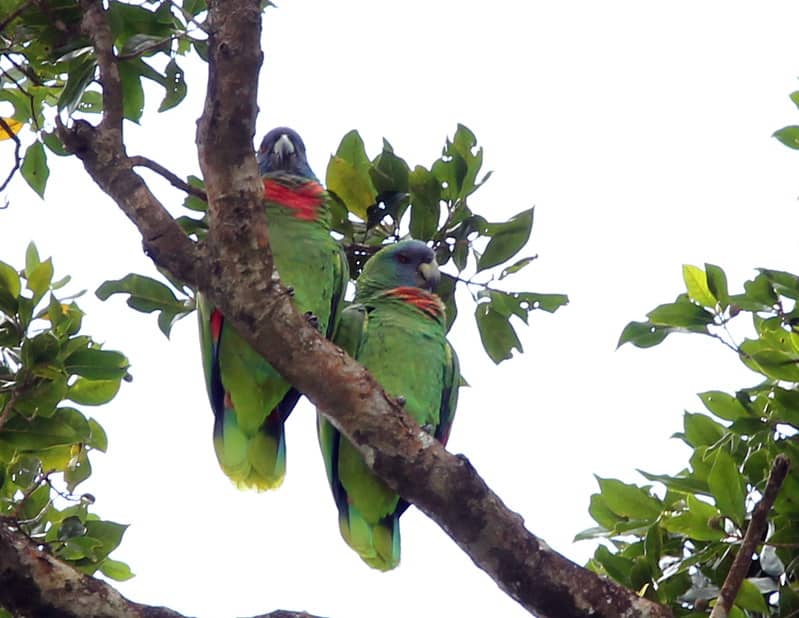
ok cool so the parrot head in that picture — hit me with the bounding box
[357,240,441,300]
[257,127,317,180]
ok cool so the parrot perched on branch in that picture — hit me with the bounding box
[198,127,348,490]
[317,240,460,570]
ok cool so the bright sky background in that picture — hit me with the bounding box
[4,2,799,617]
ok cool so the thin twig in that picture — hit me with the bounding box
[129,155,207,201]
[0,388,20,432]
[0,0,34,35]
[709,454,790,618]
[0,116,22,194]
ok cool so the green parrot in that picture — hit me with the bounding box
[317,240,460,570]
[198,127,348,490]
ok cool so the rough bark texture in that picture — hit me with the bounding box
[0,520,184,618]
[17,1,675,617]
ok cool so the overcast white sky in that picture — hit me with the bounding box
[4,2,799,617]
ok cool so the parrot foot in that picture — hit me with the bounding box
[395,395,406,407]
[304,311,321,332]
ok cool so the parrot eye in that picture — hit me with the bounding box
[397,253,410,264]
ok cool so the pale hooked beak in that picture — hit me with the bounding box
[273,134,295,159]
[418,260,441,292]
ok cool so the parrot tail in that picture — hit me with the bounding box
[213,404,286,491]
[339,506,401,571]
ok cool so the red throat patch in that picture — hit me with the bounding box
[384,286,446,320]
[263,178,325,221]
[210,309,224,342]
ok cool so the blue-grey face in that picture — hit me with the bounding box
[378,240,441,292]
[257,127,316,179]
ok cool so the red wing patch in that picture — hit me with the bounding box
[263,178,325,221]
[210,309,224,343]
[384,287,446,320]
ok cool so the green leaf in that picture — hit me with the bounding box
[779,583,799,617]
[588,492,620,529]
[87,418,108,452]
[637,470,708,495]
[20,141,49,198]
[661,495,724,541]
[617,321,670,349]
[370,149,409,195]
[64,349,129,380]
[741,273,778,308]
[705,263,729,309]
[408,166,441,241]
[707,448,746,527]
[593,545,634,583]
[24,242,40,277]
[67,378,121,406]
[64,447,91,492]
[761,268,799,300]
[774,126,799,149]
[326,130,376,220]
[475,302,522,364]
[26,258,53,303]
[596,477,662,521]
[682,412,725,448]
[735,579,769,613]
[99,558,134,581]
[435,273,457,333]
[158,59,187,112]
[682,264,716,308]
[84,520,128,557]
[647,299,714,331]
[57,54,97,115]
[499,256,537,280]
[476,208,534,272]
[96,274,190,338]
[13,375,69,418]
[117,61,145,122]
[0,259,21,301]
[698,390,749,421]
[41,130,70,155]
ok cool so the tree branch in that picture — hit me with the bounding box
[55,2,202,284]
[128,155,207,201]
[0,517,330,618]
[44,1,674,617]
[709,455,791,618]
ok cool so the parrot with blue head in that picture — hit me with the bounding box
[197,127,348,490]
[317,240,460,570]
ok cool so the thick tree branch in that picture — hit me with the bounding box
[0,518,329,618]
[709,455,790,618]
[41,1,673,617]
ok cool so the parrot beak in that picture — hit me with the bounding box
[418,260,441,292]
[269,133,296,169]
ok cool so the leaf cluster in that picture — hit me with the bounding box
[0,243,132,594]
[1,0,207,196]
[580,264,799,616]
[106,126,568,364]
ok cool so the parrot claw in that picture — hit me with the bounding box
[396,395,406,407]
[304,311,321,331]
